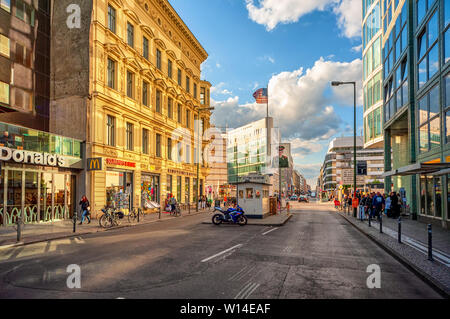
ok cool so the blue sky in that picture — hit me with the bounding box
[170,0,363,187]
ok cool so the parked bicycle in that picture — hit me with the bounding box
[99,206,125,228]
[128,207,145,223]
[170,203,181,217]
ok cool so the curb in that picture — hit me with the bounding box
[337,212,450,299]
[0,210,210,250]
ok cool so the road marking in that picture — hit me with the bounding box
[262,227,279,236]
[232,265,257,282]
[234,282,260,299]
[73,237,85,244]
[201,244,243,263]
[229,265,249,281]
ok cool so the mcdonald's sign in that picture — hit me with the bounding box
[87,158,103,171]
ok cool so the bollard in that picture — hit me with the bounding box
[137,208,140,223]
[16,217,23,242]
[73,212,77,233]
[398,217,402,243]
[189,203,191,214]
[379,214,383,233]
[368,214,371,227]
[159,206,161,220]
[427,224,433,261]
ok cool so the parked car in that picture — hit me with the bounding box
[290,195,298,201]
[298,195,309,203]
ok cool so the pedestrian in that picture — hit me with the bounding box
[78,195,91,225]
[391,191,400,218]
[169,195,177,213]
[372,192,385,221]
[385,193,392,217]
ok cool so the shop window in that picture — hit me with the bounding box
[177,176,182,202]
[40,172,52,222]
[185,177,190,203]
[246,188,254,199]
[142,174,159,209]
[445,74,450,143]
[167,174,172,195]
[106,171,132,210]
[434,177,442,218]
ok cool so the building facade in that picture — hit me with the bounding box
[205,129,228,200]
[383,0,450,228]
[363,0,384,149]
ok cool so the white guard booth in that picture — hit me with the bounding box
[233,181,271,219]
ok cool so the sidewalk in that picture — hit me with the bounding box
[332,203,450,297]
[0,208,211,249]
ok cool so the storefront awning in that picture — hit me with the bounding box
[395,162,450,176]
[431,168,450,176]
[381,170,397,178]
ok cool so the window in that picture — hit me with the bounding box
[186,109,190,128]
[0,81,9,105]
[1,0,11,12]
[177,69,182,86]
[417,10,439,89]
[417,0,437,27]
[186,144,191,163]
[186,76,190,93]
[394,57,408,110]
[156,90,161,113]
[107,115,116,146]
[156,133,161,157]
[418,84,441,153]
[167,138,172,160]
[444,0,450,64]
[142,81,149,106]
[15,0,34,26]
[177,104,182,123]
[126,122,134,151]
[107,58,116,89]
[108,5,116,33]
[0,34,9,57]
[143,37,149,60]
[444,74,450,143]
[194,83,197,99]
[127,22,134,48]
[142,128,149,154]
[168,97,173,119]
[200,87,205,105]
[168,59,172,78]
[156,49,161,70]
[15,43,31,67]
[126,71,134,98]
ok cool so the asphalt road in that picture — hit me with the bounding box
[0,202,441,298]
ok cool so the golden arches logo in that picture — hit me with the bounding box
[88,158,102,171]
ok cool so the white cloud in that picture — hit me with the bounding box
[245,0,336,31]
[333,0,362,38]
[211,57,363,141]
[351,44,362,52]
[245,0,361,39]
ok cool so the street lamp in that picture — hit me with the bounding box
[331,81,357,218]
[196,107,214,212]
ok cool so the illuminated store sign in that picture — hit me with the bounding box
[0,146,67,167]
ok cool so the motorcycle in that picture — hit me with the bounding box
[212,205,248,226]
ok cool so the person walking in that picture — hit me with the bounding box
[78,195,91,225]
[372,192,385,221]
[385,193,392,217]
[391,191,400,218]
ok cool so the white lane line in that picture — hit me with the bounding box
[201,244,243,263]
[262,227,279,236]
[234,282,256,299]
[229,265,249,281]
[244,283,260,299]
[234,265,257,282]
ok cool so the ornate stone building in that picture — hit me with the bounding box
[50,0,212,213]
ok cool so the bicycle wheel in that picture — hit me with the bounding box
[138,208,144,221]
[128,211,137,223]
[99,214,112,228]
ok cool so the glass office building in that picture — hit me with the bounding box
[383,0,450,228]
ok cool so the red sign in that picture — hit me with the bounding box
[106,158,136,168]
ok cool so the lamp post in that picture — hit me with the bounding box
[196,107,215,212]
[331,81,357,218]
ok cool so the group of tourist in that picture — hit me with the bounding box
[334,191,404,220]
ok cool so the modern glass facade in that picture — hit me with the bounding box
[363,0,384,147]
[383,0,450,227]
